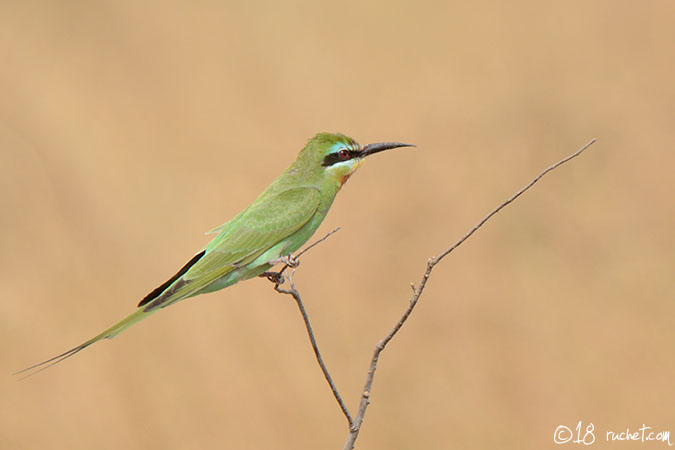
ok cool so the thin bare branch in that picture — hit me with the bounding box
[294,227,342,260]
[274,270,354,428]
[342,138,596,449]
[273,227,341,280]
[264,227,353,427]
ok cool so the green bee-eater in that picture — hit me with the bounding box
[18,132,413,376]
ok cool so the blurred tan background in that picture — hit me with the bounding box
[2,1,674,449]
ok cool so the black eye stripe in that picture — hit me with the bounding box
[322,149,361,167]
[322,150,359,167]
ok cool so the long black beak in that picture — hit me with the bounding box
[360,142,415,157]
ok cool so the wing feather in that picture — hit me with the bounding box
[142,187,320,310]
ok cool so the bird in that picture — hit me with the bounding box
[17,132,413,377]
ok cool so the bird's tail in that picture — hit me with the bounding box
[15,307,155,379]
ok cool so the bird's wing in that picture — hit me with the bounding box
[141,187,321,311]
[192,186,322,276]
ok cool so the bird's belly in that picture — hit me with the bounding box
[195,264,271,295]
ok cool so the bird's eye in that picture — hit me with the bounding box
[338,149,350,160]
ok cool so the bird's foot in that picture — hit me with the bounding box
[270,255,300,269]
[259,271,284,285]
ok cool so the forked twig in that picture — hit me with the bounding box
[265,227,354,427]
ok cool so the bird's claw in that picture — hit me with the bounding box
[271,255,300,269]
[259,271,284,285]
[286,256,300,269]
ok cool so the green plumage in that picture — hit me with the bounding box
[18,132,412,377]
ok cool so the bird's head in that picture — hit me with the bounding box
[301,132,414,187]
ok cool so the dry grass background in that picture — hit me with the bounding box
[1,1,674,449]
